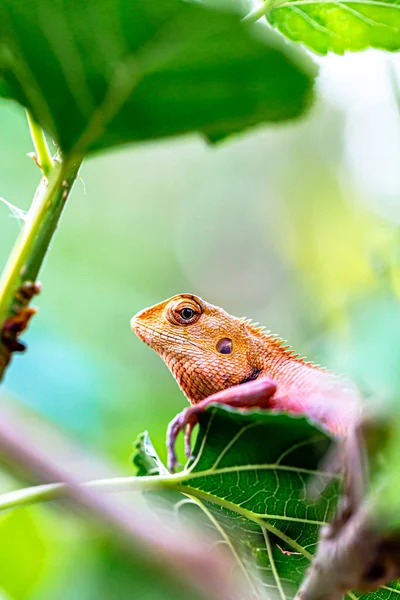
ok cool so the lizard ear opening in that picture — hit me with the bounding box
[216,338,233,354]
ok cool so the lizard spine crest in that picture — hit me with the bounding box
[243,319,324,371]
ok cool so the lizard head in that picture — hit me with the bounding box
[131,293,262,403]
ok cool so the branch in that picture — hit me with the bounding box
[296,505,400,600]
[296,429,400,600]
[0,472,185,513]
[0,122,81,379]
[0,406,242,600]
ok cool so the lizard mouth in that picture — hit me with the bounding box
[130,315,153,346]
[131,314,206,356]
[131,315,169,351]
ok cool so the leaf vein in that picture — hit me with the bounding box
[263,526,287,600]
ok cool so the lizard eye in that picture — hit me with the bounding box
[179,308,195,321]
[167,299,202,325]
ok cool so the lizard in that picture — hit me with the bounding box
[131,293,362,472]
[132,296,400,599]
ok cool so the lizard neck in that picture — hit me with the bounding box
[247,329,323,390]
[248,329,361,435]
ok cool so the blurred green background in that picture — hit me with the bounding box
[1,51,400,599]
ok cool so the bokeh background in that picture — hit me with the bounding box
[1,51,400,598]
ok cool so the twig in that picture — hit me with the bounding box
[295,504,400,600]
[0,406,242,600]
[0,119,81,379]
[296,429,400,600]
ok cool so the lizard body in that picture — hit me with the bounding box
[131,294,361,470]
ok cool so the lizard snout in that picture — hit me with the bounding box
[130,310,149,342]
[131,319,152,347]
[130,314,139,332]
[130,307,160,348]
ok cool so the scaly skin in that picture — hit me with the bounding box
[131,294,362,471]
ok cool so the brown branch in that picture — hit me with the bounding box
[296,502,400,600]
[296,428,400,600]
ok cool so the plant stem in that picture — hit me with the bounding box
[26,111,53,177]
[0,473,181,512]
[0,147,81,379]
[242,1,270,24]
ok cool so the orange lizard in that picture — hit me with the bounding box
[131,294,362,471]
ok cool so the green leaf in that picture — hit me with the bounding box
[0,0,316,157]
[267,0,400,54]
[132,431,168,477]
[133,405,339,597]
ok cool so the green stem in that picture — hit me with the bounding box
[0,473,183,512]
[0,153,81,380]
[241,1,271,24]
[26,111,53,177]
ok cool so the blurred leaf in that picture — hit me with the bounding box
[267,160,396,323]
[132,431,168,476]
[0,509,47,598]
[267,0,400,55]
[134,405,338,597]
[0,0,316,156]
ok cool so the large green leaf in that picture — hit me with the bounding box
[134,406,400,598]
[134,406,340,597]
[266,0,400,54]
[0,0,316,157]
